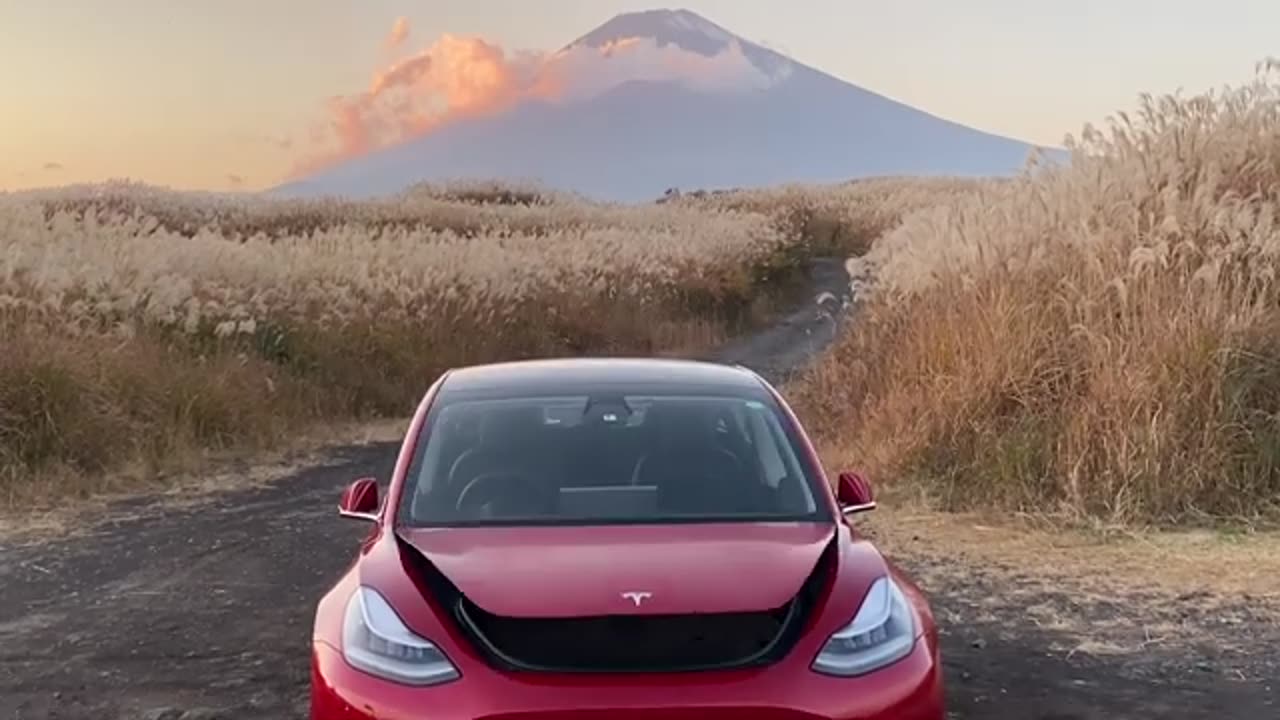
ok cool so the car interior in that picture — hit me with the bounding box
[405,394,819,523]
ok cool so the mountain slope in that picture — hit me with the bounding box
[276,9,1060,202]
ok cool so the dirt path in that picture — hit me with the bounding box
[1,258,1275,720]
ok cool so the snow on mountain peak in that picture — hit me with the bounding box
[567,8,792,79]
[573,9,740,56]
[661,9,733,43]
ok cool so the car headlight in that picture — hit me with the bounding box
[342,585,460,685]
[812,576,918,677]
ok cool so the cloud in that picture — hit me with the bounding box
[291,33,540,175]
[290,19,789,176]
[386,17,410,49]
[43,162,64,171]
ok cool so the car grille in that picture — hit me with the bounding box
[455,597,801,673]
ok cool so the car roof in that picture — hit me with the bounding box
[436,357,768,398]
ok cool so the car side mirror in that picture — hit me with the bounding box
[836,471,876,515]
[339,477,380,522]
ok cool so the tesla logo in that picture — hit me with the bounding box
[620,591,652,607]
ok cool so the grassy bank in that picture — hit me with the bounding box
[794,64,1280,526]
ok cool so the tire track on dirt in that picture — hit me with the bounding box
[1,257,1275,719]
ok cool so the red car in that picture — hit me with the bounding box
[311,358,945,719]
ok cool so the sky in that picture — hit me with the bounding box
[2,0,1276,192]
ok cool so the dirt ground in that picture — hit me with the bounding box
[868,511,1279,719]
[1,259,1276,719]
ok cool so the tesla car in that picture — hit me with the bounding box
[311,358,945,719]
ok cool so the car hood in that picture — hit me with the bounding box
[396,522,835,618]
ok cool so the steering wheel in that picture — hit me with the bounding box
[453,470,549,518]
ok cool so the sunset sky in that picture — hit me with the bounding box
[2,0,1275,192]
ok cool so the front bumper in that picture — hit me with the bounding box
[310,634,944,720]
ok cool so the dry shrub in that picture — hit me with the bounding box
[0,328,303,505]
[18,178,725,240]
[672,177,992,257]
[398,178,573,207]
[796,62,1280,525]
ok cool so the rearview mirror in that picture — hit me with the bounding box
[339,477,380,522]
[836,471,876,515]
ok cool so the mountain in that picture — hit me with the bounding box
[564,8,791,77]
[275,9,1062,202]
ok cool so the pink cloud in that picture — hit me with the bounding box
[290,19,786,177]
[386,17,411,49]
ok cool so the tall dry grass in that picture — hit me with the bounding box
[4,174,990,507]
[796,62,1280,525]
[1,182,817,506]
[669,177,994,258]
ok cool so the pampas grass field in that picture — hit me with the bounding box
[0,176,952,505]
[7,62,1280,527]
[792,61,1280,526]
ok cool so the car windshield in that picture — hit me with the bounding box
[398,391,827,526]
